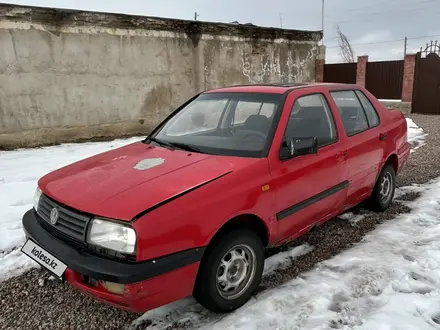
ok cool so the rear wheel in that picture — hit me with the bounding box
[368,164,396,212]
[193,230,264,313]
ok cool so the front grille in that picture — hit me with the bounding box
[37,215,87,250]
[36,194,137,263]
[37,194,91,242]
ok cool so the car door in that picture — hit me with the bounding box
[328,89,385,206]
[269,90,349,243]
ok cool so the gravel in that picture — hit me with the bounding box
[1,114,439,330]
[397,114,440,187]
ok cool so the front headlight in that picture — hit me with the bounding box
[33,187,42,211]
[87,219,136,254]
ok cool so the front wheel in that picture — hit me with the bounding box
[368,164,396,212]
[193,230,264,313]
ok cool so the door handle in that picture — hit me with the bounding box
[336,150,348,159]
[379,133,388,141]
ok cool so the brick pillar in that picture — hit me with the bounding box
[401,54,417,102]
[315,59,325,83]
[315,45,326,83]
[356,55,369,87]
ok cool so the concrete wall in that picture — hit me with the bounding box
[0,4,322,148]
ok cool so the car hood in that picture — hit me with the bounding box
[39,142,244,220]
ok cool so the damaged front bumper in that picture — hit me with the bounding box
[21,210,203,312]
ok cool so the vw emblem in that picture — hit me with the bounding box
[50,208,59,225]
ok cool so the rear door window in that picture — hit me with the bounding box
[330,90,369,136]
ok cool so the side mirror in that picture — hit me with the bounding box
[279,137,318,160]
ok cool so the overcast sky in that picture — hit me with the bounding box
[2,0,440,63]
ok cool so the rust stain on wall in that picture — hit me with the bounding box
[142,85,173,119]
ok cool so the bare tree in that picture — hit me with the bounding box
[336,24,355,63]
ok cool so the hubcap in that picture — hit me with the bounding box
[380,172,393,203]
[216,244,257,300]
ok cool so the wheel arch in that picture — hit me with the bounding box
[377,153,398,182]
[206,213,270,250]
[193,214,269,293]
[385,153,398,173]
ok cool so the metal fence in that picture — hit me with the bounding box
[323,63,357,84]
[413,52,440,114]
[365,60,404,100]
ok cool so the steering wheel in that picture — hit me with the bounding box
[242,131,267,143]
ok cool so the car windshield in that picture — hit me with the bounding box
[149,92,283,157]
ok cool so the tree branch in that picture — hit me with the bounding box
[336,24,355,63]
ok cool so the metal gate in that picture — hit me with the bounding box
[323,63,357,84]
[365,60,404,100]
[413,41,440,115]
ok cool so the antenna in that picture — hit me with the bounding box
[321,0,325,45]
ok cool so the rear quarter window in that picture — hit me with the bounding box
[355,90,380,127]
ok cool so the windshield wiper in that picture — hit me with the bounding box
[169,142,204,153]
[144,137,175,150]
[144,137,204,153]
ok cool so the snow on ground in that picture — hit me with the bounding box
[378,99,402,103]
[337,208,374,227]
[263,244,314,275]
[407,118,428,152]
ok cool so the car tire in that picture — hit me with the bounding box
[193,230,264,313]
[368,164,396,212]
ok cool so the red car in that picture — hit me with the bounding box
[22,83,410,314]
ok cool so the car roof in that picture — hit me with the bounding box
[204,82,360,94]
